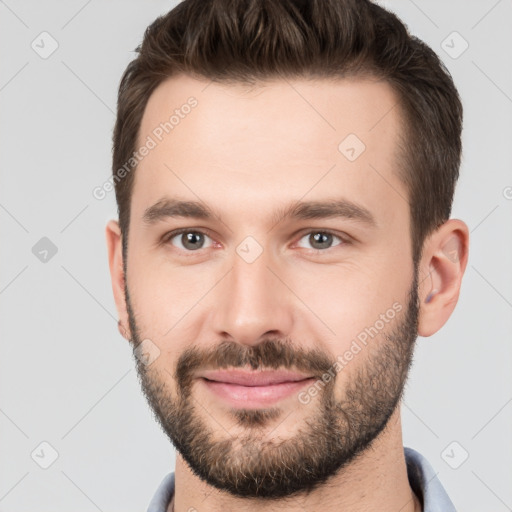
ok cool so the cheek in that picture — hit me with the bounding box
[290,255,412,351]
[127,225,413,356]
[127,256,218,341]
[138,359,179,408]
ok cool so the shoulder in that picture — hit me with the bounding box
[146,472,175,512]
[404,447,457,512]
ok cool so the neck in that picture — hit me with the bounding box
[171,407,421,512]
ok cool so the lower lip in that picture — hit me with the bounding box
[201,378,315,407]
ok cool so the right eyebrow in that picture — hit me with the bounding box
[143,198,215,225]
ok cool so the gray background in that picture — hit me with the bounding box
[1,1,511,510]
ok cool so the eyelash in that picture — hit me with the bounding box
[161,228,350,255]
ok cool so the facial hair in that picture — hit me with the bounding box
[125,267,419,500]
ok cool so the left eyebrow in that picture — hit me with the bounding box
[143,198,215,224]
[142,197,377,228]
[271,198,377,228]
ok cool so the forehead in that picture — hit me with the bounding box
[132,73,407,228]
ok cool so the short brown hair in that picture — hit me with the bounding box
[112,0,463,265]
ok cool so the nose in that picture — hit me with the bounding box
[211,245,294,347]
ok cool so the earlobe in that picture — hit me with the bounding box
[417,219,469,337]
[117,319,131,341]
[105,219,132,341]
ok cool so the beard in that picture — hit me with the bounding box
[125,266,419,500]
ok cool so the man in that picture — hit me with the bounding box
[105,0,469,510]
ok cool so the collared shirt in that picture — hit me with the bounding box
[147,446,456,512]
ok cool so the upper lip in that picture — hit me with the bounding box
[200,369,314,386]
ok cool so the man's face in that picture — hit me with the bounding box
[124,75,418,498]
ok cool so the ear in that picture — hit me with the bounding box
[105,219,132,341]
[417,219,469,337]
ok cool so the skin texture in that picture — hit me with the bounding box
[106,74,469,512]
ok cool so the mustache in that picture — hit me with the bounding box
[174,337,336,393]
